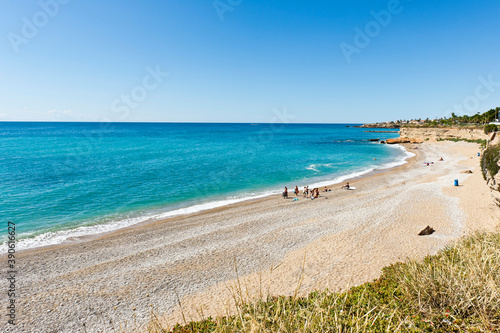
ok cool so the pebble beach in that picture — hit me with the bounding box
[3,141,498,332]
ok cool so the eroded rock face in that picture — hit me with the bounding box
[399,127,489,142]
[485,170,500,206]
[383,137,423,144]
[481,151,500,207]
[386,137,411,144]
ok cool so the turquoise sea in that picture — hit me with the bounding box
[0,122,407,251]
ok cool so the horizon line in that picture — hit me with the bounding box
[0,120,368,125]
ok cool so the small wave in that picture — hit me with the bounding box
[306,163,333,172]
[306,164,319,172]
[306,168,376,189]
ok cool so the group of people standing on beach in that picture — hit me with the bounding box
[282,186,325,200]
[283,181,352,200]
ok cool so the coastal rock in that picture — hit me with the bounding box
[399,127,489,142]
[386,137,411,144]
[418,226,435,236]
[357,123,401,129]
[481,146,500,206]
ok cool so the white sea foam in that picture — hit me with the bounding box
[306,163,333,172]
[5,145,414,253]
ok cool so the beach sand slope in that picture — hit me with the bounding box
[3,142,498,332]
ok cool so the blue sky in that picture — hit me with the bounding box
[1,0,500,123]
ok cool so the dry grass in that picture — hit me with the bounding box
[395,232,500,331]
[146,232,500,332]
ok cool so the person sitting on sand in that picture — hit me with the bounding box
[342,182,350,189]
[283,187,288,198]
[294,186,299,196]
[439,157,444,161]
[324,186,328,192]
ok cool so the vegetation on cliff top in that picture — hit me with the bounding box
[481,144,500,180]
[149,232,500,333]
[368,107,500,129]
[436,138,487,148]
[484,124,498,134]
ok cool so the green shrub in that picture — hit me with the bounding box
[437,137,487,148]
[481,144,500,180]
[484,124,498,134]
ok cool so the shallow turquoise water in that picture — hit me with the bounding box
[0,122,404,250]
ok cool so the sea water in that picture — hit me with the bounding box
[0,122,408,251]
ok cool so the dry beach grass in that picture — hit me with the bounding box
[150,232,500,332]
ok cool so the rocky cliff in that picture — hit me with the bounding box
[399,127,489,142]
[481,145,500,207]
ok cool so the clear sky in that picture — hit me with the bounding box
[1,0,500,123]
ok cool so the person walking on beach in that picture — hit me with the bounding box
[283,187,288,198]
[294,186,299,196]
[304,186,309,198]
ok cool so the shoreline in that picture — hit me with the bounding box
[9,144,413,254]
[4,141,498,332]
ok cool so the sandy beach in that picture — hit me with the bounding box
[4,141,499,333]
